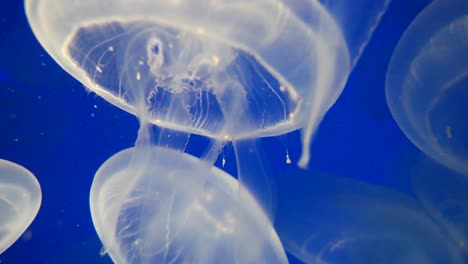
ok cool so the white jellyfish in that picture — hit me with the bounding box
[0,159,42,254]
[386,0,468,175]
[90,144,287,263]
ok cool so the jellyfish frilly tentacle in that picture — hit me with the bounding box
[294,0,392,168]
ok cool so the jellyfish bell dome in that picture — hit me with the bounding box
[90,146,288,264]
[386,0,468,175]
[0,159,42,254]
[25,0,356,166]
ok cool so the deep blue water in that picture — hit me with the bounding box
[0,0,463,263]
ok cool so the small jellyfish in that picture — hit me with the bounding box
[386,0,468,175]
[274,167,464,264]
[0,159,42,254]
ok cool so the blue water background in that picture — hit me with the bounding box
[0,0,437,263]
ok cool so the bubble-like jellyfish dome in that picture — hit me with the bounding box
[90,146,287,263]
[25,0,390,167]
[386,0,468,175]
[0,159,42,254]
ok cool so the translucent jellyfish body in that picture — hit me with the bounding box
[274,168,464,264]
[90,145,288,264]
[0,159,42,254]
[25,0,390,167]
[386,0,468,175]
[413,156,468,256]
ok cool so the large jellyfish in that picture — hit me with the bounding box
[0,159,42,254]
[386,0,468,175]
[25,0,391,263]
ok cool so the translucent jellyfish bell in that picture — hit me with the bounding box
[0,159,42,254]
[90,133,288,263]
[25,0,390,168]
[386,0,468,175]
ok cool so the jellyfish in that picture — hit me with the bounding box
[0,159,42,254]
[274,167,464,264]
[386,0,468,175]
[89,143,287,263]
[24,0,392,224]
[25,0,391,262]
[412,155,468,256]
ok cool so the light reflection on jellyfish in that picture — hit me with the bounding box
[25,0,392,263]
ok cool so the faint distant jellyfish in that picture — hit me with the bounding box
[274,167,464,264]
[386,0,468,175]
[0,159,42,254]
[412,156,468,256]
